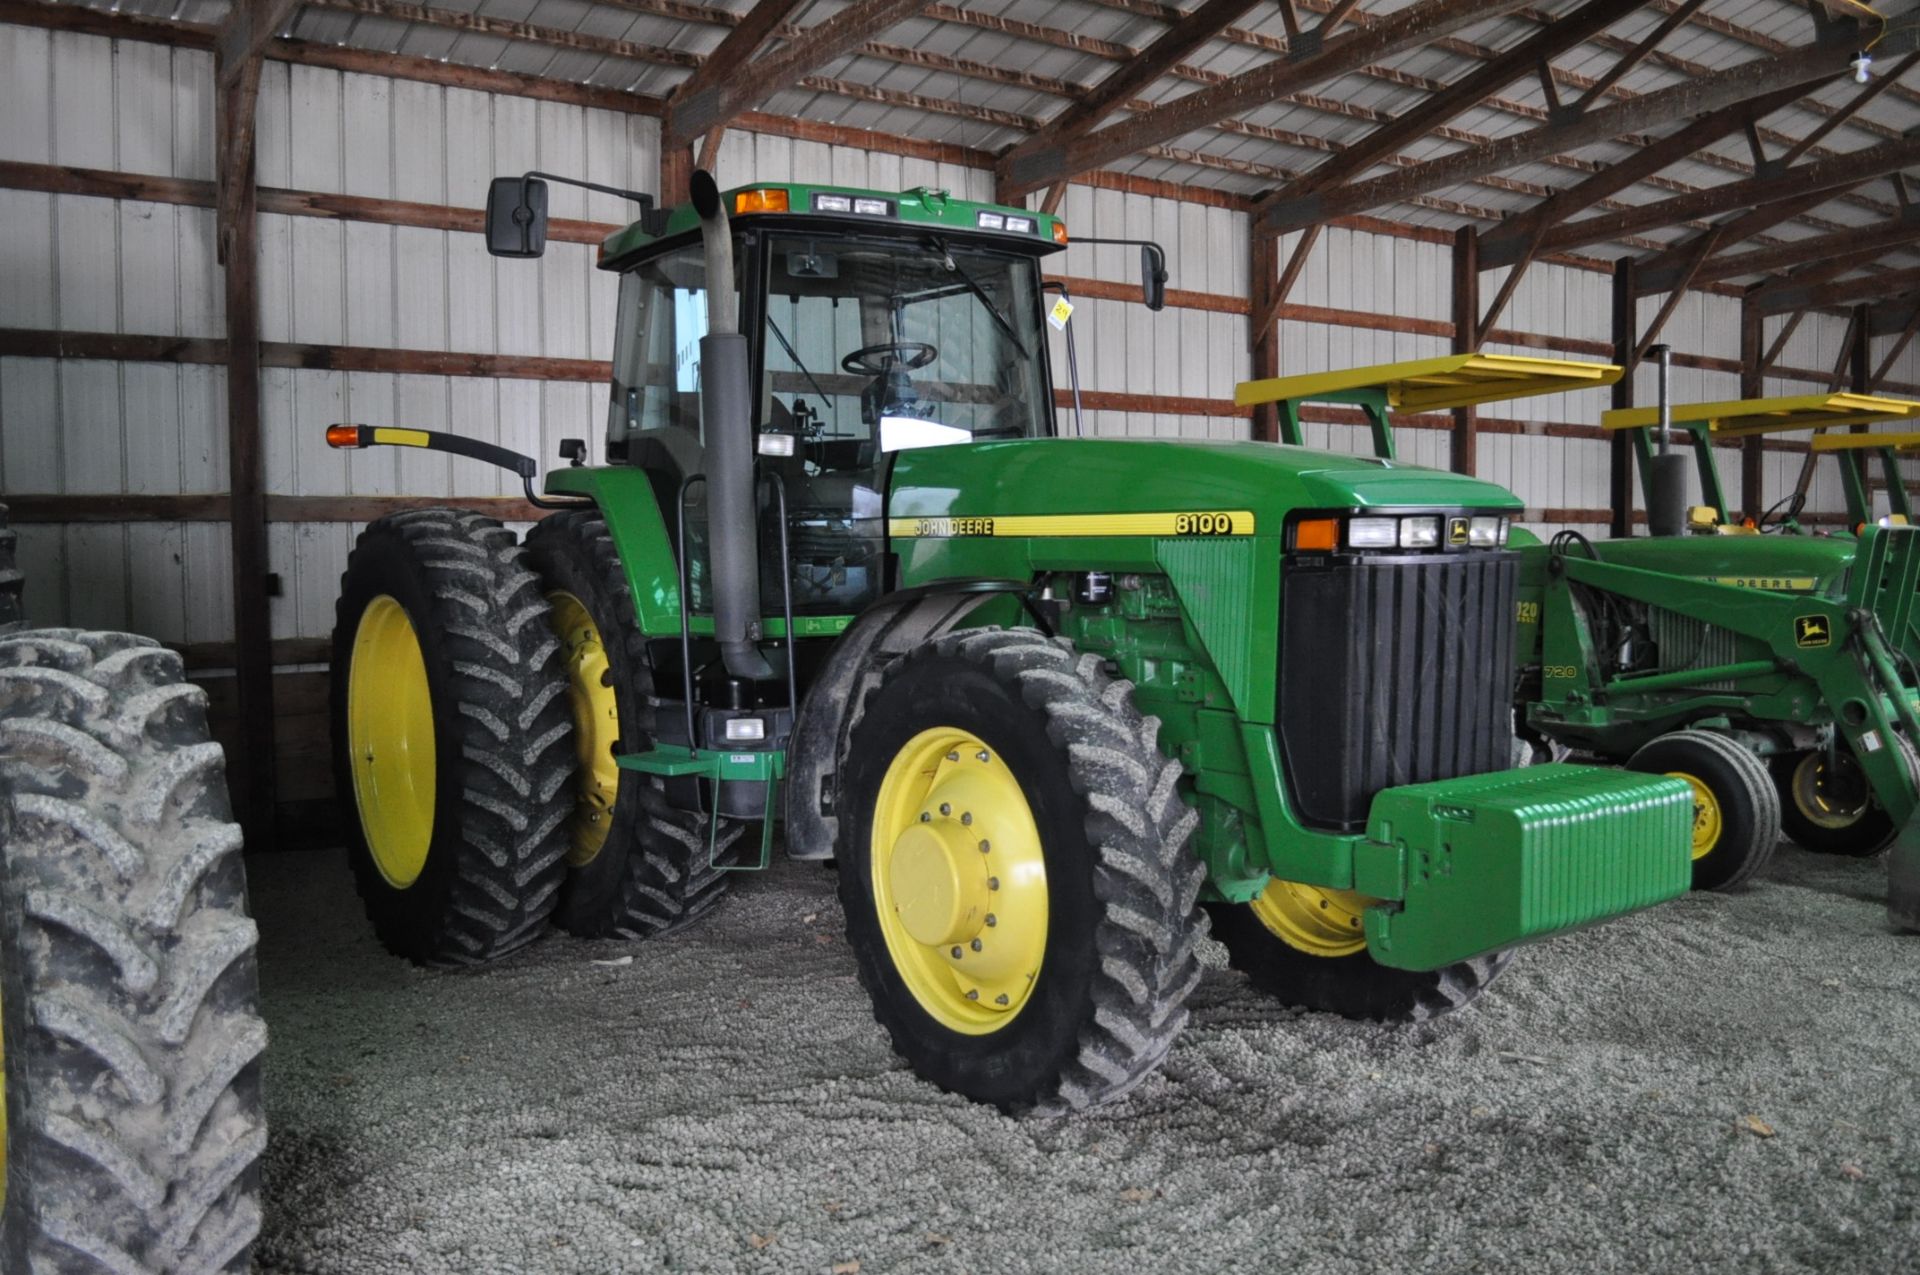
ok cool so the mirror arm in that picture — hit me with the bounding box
[516,170,655,213]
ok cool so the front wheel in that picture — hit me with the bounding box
[1207,879,1511,1022]
[1773,741,1918,858]
[836,629,1205,1114]
[1627,729,1779,891]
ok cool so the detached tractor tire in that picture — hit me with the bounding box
[0,629,266,1273]
[331,508,574,965]
[0,505,23,633]
[523,510,736,939]
[1207,883,1512,1023]
[1772,739,1920,858]
[835,628,1206,1115]
[1627,729,1780,891]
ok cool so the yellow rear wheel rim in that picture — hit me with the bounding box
[1789,753,1869,830]
[1670,770,1722,860]
[1249,877,1371,957]
[549,592,621,867]
[347,595,437,889]
[871,727,1048,1035]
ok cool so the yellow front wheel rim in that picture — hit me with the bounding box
[549,592,621,867]
[871,727,1048,1034]
[347,595,438,888]
[1789,753,1870,830]
[1670,771,1722,860]
[1249,877,1371,957]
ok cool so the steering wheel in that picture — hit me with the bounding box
[842,342,938,375]
[1757,490,1807,533]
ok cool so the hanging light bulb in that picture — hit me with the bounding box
[1853,51,1874,83]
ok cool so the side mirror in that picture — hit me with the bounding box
[1140,243,1168,312]
[485,176,548,258]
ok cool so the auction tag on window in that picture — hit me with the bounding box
[1047,297,1074,330]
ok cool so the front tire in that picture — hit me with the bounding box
[331,509,574,965]
[1773,740,1917,858]
[523,511,736,939]
[1207,880,1512,1022]
[0,629,267,1272]
[1627,729,1779,891]
[836,629,1205,1114]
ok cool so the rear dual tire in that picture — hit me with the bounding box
[1627,729,1779,892]
[1772,740,1919,858]
[332,509,575,965]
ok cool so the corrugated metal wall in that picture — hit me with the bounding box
[7,22,1920,653]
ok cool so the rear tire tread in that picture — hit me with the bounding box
[0,629,266,1273]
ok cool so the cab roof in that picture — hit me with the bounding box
[598,182,1068,266]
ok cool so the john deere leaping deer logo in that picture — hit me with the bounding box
[1794,615,1832,649]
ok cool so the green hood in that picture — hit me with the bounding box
[888,438,1521,531]
[1523,533,1858,595]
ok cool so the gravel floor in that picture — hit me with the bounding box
[251,842,1920,1275]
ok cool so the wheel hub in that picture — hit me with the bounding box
[889,822,990,946]
[347,595,437,889]
[549,592,621,866]
[1791,751,1871,829]
[1249,877,1370,957]
[1668,770,1721,860]
[871,728,1048,1034]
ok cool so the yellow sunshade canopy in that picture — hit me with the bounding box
[1810,430,1920,453]
[1234,353,1624,414]
[1603,393,1920,440]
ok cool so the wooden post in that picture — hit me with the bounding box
[215,47,277,842]
[1450,225,1478,475]
[1851,303,1871,393]
[1248,231,1280,443]
[1739,289,1763,521]
[660,145,692,208]
[1609,257,1635,538]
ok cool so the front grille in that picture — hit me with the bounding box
[1647,605,1740,691]
[1278,551,1518,830]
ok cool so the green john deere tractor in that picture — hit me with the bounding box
[326,170,1694,1113]
[1239,360,1920,927]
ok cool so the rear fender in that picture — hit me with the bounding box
[543,466,682,634]
[784,585,1022,860]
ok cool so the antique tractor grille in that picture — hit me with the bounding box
[1646,605,1742,691]
[1278,552,1519,831]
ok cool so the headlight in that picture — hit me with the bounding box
[723,717,766,742]
[1399,517,1440,549]
[1348,517,1397,548]
[1468,515,1501,547]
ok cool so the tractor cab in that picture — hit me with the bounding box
[594,184,1068,616]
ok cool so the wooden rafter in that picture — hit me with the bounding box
[1542,132,1920,256]
[1640,213,1920,293]
[1756,263,1920,314]
[999,0,1538,201]
[666,0,810,166]
[1250,0,1643,215]
[664,0,936,149]
[1007,0,1265,210]
[1567,0,1706,113]
[1258,27,1881,238]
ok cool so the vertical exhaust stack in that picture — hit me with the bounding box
[1646,343,1689,538]
[691,170,773,681]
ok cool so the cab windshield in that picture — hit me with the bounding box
[760,233,1053,466]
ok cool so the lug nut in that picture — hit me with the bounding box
[970,938,983,951]
[939,802,951,816]
[979,840,990,853]
[988,877,1000,890]
[961,812,973,826]
[977,750,990,762]
[995,994,1009,1006]
[951,946,963,959]
[920,812,931,822]
[967,989,979,1000]
[947,751,959,761]
[984,914,997,927]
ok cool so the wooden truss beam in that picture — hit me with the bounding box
[663,0,937,150]
[1637,211,1920,294]
[998,0,1536,201]
[1756,263,1920,314]
[1257,24,1881,238]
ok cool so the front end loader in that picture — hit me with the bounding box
[322,170,1695,1113]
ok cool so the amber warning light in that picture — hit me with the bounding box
[326,425,365,449]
